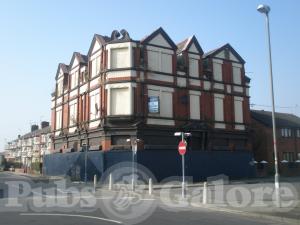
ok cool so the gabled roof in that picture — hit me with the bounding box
[87,34,111,56]
[177,35,203,55]
[203,43,245,64]
[69,52,88,69]
[251,110,300,128]
[55,63,69,80]
[141,27,177,49]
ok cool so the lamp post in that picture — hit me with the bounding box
[127,138,140,191]
[257,4,280,206]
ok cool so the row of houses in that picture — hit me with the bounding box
[4,122,51,172]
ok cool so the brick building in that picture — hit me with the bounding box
[251,110,300,175]
[51,27,252,153]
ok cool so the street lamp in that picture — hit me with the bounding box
[174,132,191,199]
[257,4,280,206]
[126,138,141,191]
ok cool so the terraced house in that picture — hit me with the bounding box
[51,27,251,153]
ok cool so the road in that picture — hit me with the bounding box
[0,172,294,225]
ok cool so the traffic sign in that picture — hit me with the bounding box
[178,141,186,155]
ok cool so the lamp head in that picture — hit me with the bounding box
[257,4,270,14]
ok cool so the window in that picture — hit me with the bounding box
[283,152,294,162]
[69,102,77,126]
[148,96,160,114]
[91,56,100,77]
[161,53,172,73]
[190,94,200,120]
[189,58,199,78]
[232,66,242,85]
[213,62,222,81]
[70,71,79,89]
[160,91,173,117]
[234,97,243,123]
[80,71,88,84]
[296,129,300,138]
[111,48,129,69]
[148,88,173,118]
[110,88,130,115]
[214,96,224,122]
[55,109,62,130]
[57,79,63,96]
[214,94,225,128]
[281,128,292,137]
[90,92,100,120]
[147,50,172,73]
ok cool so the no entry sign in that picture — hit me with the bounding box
[178,141,187,155]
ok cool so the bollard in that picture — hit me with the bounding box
[148,178,153,195]
[108,173,113,190]
[93,175,97,193]
[202,182,208,204]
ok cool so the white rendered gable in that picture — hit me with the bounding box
[92,41,101,55]
[71,57,79,69]
[148,33,171,48]
[188,43,199,53]
[229,51,239,62]
[215,50,225,59]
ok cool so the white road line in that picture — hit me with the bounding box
[20,213,122,224]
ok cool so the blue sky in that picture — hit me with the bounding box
[1,0,299,150]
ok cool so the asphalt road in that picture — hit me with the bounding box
[0,172,293,225]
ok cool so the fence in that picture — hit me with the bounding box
[43,150,256,182]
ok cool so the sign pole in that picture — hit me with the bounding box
[181,133,185,199]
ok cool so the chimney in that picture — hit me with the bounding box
[31,125,39,132]
[41,121,49,129]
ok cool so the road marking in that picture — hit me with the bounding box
[20,213,122,224]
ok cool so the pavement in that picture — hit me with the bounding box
[0,171,299,225]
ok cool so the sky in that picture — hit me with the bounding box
[0,0,299,150]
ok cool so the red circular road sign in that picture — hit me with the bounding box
[178,141,186,155]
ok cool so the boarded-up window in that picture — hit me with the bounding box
[214,96,224,122]
[234,98,243,123]
[161,53,172,73]
[90,91,100,120]
[56,109,62,130]
[233,66,242,84]
[148,50,172,73]
[111,48,129,69]
[110,88,130,115]
[147,50,160,71]
[160,91,173,117]
[70,71,78,89]
[148,88,173,118]
[190,94,200,119]
[69,102,77,126]
[213,62,222,81]
[189,58,199,77]
[91,56,100,77]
